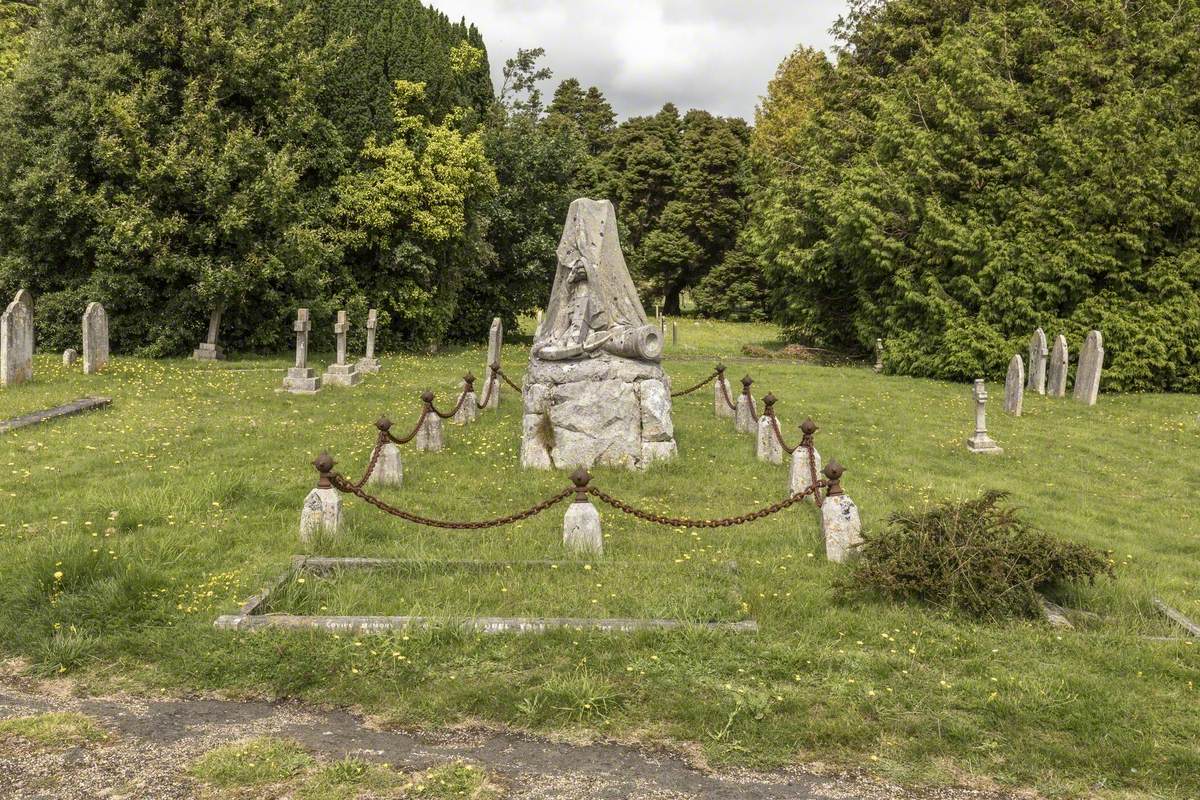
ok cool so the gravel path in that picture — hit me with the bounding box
[0,680,1025,800]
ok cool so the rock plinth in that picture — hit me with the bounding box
[369,443,403,487]
[82,302,109,374]
[1,291,33,387]
[414,408,443,452]
[1027,329,1048,394]
[821,463,862,562]
[1004,354,1024,416]
[521,199,676,471]
[1073,330,1103,406]
[789,420,822,498]
[734,382,757,434]
[300,487,341,543]
[1047,335,1069,397]
[563,500,603,555]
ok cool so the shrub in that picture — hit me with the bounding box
[837,491,1114,620]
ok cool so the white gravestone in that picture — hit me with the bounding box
[322,310,362,387]
[283,309,321,393]
[521,199,676,470]
[0,290,34,387]
[359,308,380,374]
[1026,329,1048,394]
[1047,335,1069,397]
[966,379,1003,454]
[1004,354,1024,416]
[82,302,109,374]
[1073,330,1103,406]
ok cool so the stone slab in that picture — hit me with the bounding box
[0,396,112,434]
[214,614,759,634]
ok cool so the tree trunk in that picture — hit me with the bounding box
[663,287,682,315]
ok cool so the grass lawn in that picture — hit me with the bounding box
[1,317,1198,798]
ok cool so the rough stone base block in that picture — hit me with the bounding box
[714,379,734,418]
[453,391,477,425]
[966,433,1003,454]
[322,363,362,387]
[357,357,380,374]
[734,395,757,434]
[822,494,862,563]
[756,417,783,464]
[63,349,78,366]
[414,412,443,452]
[299,487,341,544]
[789,445,822,498]
[521,354,677,471]
[563,501,603,555]
[192,343,224,361]
[283,367,322,394]
[368,442,403,487]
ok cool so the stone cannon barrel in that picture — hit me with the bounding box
[603,325,663,361]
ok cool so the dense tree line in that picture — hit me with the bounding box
[754,0,1200,392]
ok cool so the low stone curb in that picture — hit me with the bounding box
[214,613,760,635]
[0,396,111,434]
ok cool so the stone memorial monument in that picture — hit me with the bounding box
[283,308,321,394]
[82,302,109,374]
[482,317,502,409]
[322,310,362,387]
[966,379,1002,454]
[193,307,224,361]
[1026,328,1047,394]
[1047,335,1069,397]
[520,198,675,470]
[1073,330,1103,406]
[1,290,34,387]
[1004,354,1024,415]
[359,308,380,374]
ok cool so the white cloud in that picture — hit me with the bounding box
[430,0,848,120]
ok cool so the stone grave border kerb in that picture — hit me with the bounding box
[214,556,759,635]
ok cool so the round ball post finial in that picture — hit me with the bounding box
[463,372,475,390]
[715,363,726,375]
[313,451,335,489]
[762,393,777,414]
[490,361,500,374]
[421,389,435,407]
[375,417,392,432]
[822,460,845,496]
[741,374,754,394]
[800,417,818,445]
[570,467,592,502]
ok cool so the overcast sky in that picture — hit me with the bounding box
[429,0,849,121]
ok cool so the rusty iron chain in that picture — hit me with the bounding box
[352,431,388,488]
[330,474,573,529]
[669,370,718,398]
[497,367,523,393]
[769,414,796,453]
[718,376,738,411]
[475,373,496,409]
[433,389,469,419]
[586,482,827,529]
[804,442,824,508]
[386,411,428,446]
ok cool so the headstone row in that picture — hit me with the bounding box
[2,292,110,386]
[1006,328,1103,416]
[283,308,384,394]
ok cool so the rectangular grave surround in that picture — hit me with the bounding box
[0,396,112,434]
[214,556,758,634]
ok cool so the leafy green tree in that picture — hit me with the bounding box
[0,0,36,81]
[758,0,1200,391]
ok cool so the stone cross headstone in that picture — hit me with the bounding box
[1047,335,1069,397]
[1026,329,1048,394]
[874,339,884,373]
[81,302,109,374]
[358,308,380,374]
[322,310,362,387]
[966,379,1003,454]
[193,306,224,360]
[1004,354,1024,415]
[1073,330,1104,406]
[0,290,34,387]
[483,316,502,409]
[283,308,321,393]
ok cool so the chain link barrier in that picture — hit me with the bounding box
[497,367,523,393]
[432,389,469,420]
[717,375,738,410]
[585,482,825,528]
[669,370,718,398]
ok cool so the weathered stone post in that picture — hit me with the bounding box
[756,393,784,464]
[300,452,342,544]
[874,339,884,373]
[368,418,403,487]
[789,418,823,498]
[454,373,478,425]
[62,349,78,366]
[359,308,380,374]
[671,321,677,347]
[1004,354,1024,416]
[283,308,321,393]
[1027,329,1048,394]
[713,364,735,418]
[562,468,603,555]
[1073,330,1104,406]
[483,317,502,409]
[193,306,224,360]
[534,309,544,338]
[82,302,109,374]
[966,379,1003,454]
[414,390,444,452]
[323,310,362,387]
[1,290,34,387]
[734,374,757,434]
[1047,335,1069,397]
[820,461,862,563]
